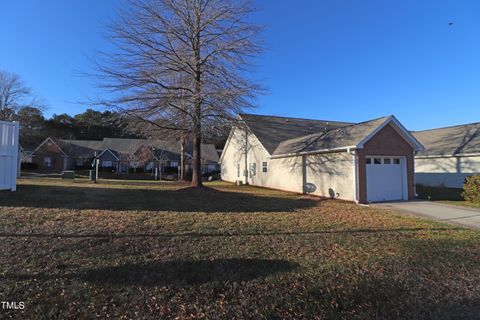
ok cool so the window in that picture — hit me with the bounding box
[170,161,179,167]
[262,161,268,172]
[146,161,154,170]
[249,163,256,177]
[367,157,401,165]
[75,159,84,166]
[102,160,113,168]
[237,164,240,177]
[131,161,140,168]
[44,157,52,168]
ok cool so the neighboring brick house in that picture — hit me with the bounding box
[31,137,68,171]
[220,114,424,204]
[30,137,220,175]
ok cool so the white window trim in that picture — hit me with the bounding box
[102,160,113,168]
[262,161,268,173]
[44,156,52,168]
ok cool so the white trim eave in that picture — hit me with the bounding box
[356,116,425,151]
[31,137,68,157]
[97,148,120,160]
[219,115,272,163]
[415,153,480,159]
[269,146,357,159]
[219,127,236,163]
[238,114,272,156]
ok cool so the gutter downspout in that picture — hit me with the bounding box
[244,125,249,185]
[348,147,359,203]
[302,155,307,194]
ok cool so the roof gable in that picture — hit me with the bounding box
[97,148,120,160]
[31,137,67,156]
[356,116,424,150]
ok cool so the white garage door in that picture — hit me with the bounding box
[366,157,405,202]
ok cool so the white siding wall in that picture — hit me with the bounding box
[306,153,355,201]
[0,121,19,191]
[220,127,247,183]
[415,156,480,188]
[220,128,356,201]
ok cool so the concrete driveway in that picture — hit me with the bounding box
[373,201,480,229]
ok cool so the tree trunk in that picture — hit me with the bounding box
[179,135,186,181]
[191,13,203,188]
[191,122,202,187]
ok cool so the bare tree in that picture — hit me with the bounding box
[0,70,32,121]
[93,0,263,187]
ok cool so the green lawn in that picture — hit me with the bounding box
[1,179,480,319]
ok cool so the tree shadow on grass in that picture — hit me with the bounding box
[307,274,480,320]
[0,184,318,212]
[7,258,299,287]
[305,237,480,319]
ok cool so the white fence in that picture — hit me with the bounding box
[0,121,19,191]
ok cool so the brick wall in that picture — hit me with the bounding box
[32,140,66,172]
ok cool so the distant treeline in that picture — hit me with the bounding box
[16,107,139,148]
[16,107,229,150]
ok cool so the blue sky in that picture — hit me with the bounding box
[1,0,479,130]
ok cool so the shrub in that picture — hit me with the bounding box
[164,166,178,174]
[462,176,480,204]
[202,170,220,177]
[21,162,38,170]
[128,167,144,173]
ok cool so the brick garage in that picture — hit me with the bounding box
[356,123,415,203]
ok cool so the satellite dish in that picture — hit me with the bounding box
[304,183,317,194]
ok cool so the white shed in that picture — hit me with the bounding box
[0,121,20,191]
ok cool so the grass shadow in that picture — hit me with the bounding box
[0,183,317,213]
[305,236,480,319]
[7,258,299,287]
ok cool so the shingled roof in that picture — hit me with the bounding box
[412,122,480,156]
[39,137,219,163]
[237,114,423,158]
[239,114,353,154]
[58,140,104,158]
[274,116,390,155]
